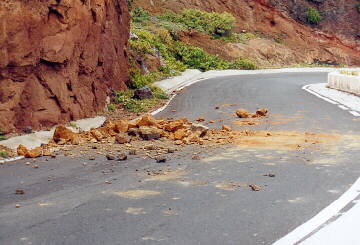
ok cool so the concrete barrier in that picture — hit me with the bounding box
[328,71,360,96]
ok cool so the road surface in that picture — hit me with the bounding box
[1,72,360,245]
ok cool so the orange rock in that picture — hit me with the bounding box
[115,133,131,144]
[222,125,231,131]
[236,109,250,118]
[136,114,159,128]
[17,144,28,156]
[25,147,42,158]
[90,129,104,142]
[255,108,268,117]
[42,149,52,156]
[196,117,205,122]
[101,121,118,136]
[53,126,76,143]
[164,120,187,132]
[174,128,189,140]
[115,120,129,133]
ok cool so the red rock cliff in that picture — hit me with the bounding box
[0,0,130,133]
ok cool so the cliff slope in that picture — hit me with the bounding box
[134,0,360,66]
[0,0,130,133]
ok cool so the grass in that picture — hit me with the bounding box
[306,8,321,25]
[0,151,9,158]
[107,104,117,112]
[0,128,5,141]
[114,86,169,113]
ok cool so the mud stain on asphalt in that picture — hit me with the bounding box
[215,181,244,191]
[115,190,161,199]
[125,207,146,215]
[177,179,209,187]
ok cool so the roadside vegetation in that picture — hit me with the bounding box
[306,8,321,25]
[112,7,258,113]
[357,3,360,13]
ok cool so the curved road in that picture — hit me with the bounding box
[1,72,360,245]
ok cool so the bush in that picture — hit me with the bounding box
[160,9,235,36]
[0,151,8,158]
[230,57,258,70]
[107,104,116,111]
[306,8,321,25]
[357,4,360,13]
[173,42,230,71]
[131,7,150,22]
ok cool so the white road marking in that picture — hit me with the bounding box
[273,177,360,245]
[303,83,360,116]
[349,111,360,117]
[337,105,348,111]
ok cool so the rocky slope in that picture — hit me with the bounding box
[0,0,130,133]
[134,0,360,66]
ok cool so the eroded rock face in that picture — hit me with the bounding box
[0,0,130,133]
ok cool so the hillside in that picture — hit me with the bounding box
[134,0,360,66]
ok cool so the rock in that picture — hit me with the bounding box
[15,204,21,208]
[263,173,276,177]
[174,128,189,140]
[249,184,261,191]
[106,154,116,160]
[115,133,131,144]
[196,117,205,122]
[130,32,139,40]
[128,128,139,136]
[139,126,162,140]
[192,154,201,160]
[25,147,42,158]
[222,125,231,131]
[42,149,52,156]
[129,149,137,155]
[90,129,104,142]
[164,120,187,132]
[53,126,76,143]
[190,123,209,137]
[15,189,25,195]
[115,120,129,133]
[236,109,251,118]
[133,86,153,100]
[167,148,176,153]
[137,114,158,128]
[32,165,39,169]
[255,108,268,117]
[101,121,117,136]
[117,153,128,161]
[89,156,96,160]
[155,156,167,163]
[17,144,28,156]
[23,126,33,134]
[0,0,130,134]
[145,144,156,150]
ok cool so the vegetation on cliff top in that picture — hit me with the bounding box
[114,7,258,113]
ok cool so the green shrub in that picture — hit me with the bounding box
[357,4,360,13]
[0,128,5,141]
[230,57,258,70]
[107,104,116,111]
[131,7,150,22]
[160,9,235,36]
[215,32,258,43]
[0,151,8,158]
[306,8,321,25]
[173,42,230,71]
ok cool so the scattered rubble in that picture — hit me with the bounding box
[263,173,276,177]
[236,108,268,118]
[15,189,25,195]
[236,109,251,118]
[117,153,128,161]
[249,184,261,191]
[155,156,167,163]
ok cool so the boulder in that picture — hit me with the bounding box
[174,128,189,140]
[115,120,129,133]
[222,125,231,131]
[17,144,28,156]
[254,108,268,117]
[115,133,131,144]
[137,114,159,128]
[236,109,251,118]
[90,129,104,142]
[25,147,42,158]
[133,86,153,100]
[190,123,209,137]
[53,126,76,143]
[139,126,162,140]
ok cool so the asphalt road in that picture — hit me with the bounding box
[1,72,360,245]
